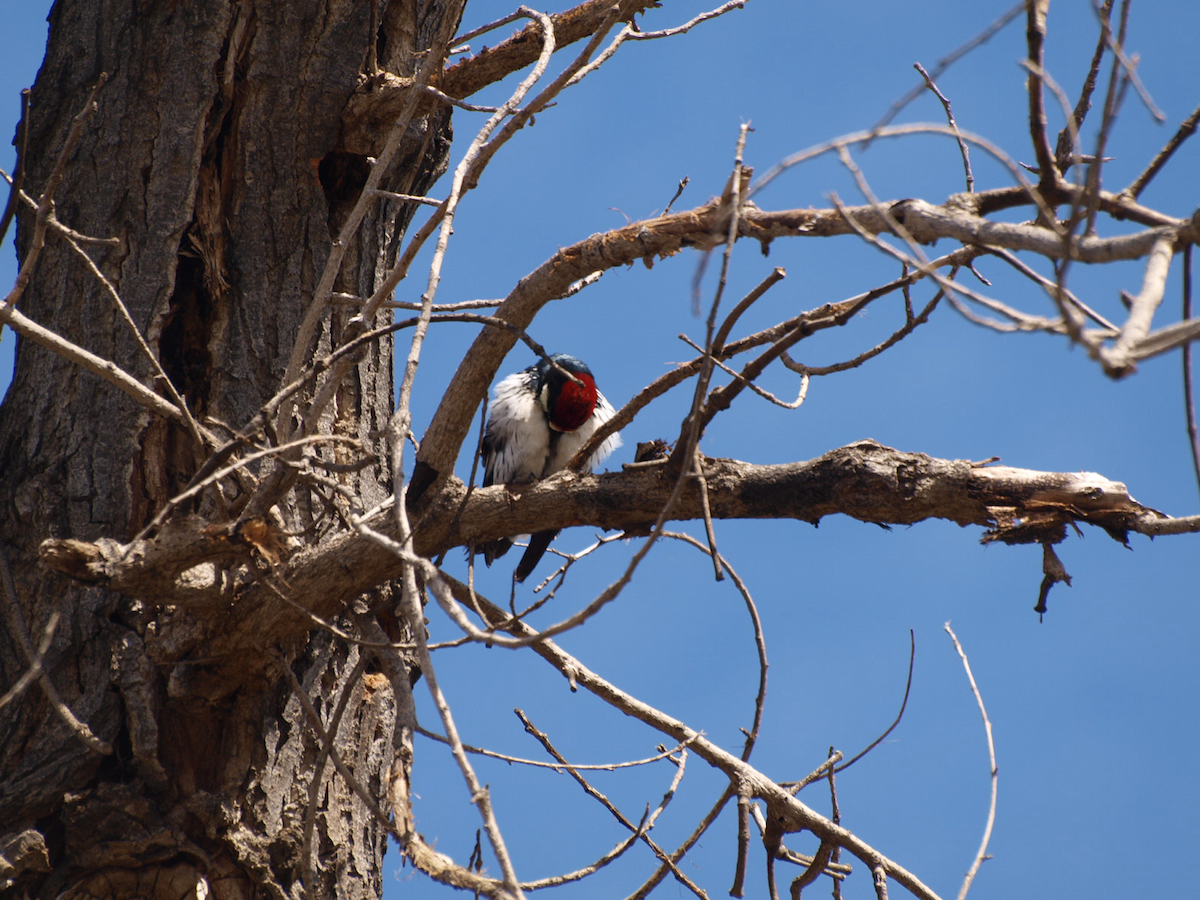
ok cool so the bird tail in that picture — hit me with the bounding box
[513,529,560,583]
[480,538,513,566]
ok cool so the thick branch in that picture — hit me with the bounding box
[412,197,1197,500]
[889,199,1192,263]
[41,441,1187,659]
[340,0,653,154]
[1099,233,1175,375]
[442,0,652,99]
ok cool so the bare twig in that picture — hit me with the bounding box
[671,123,754,470]
[280,4,460,419]
[628,0,746,40]
[300,653,369,891]
[563,0,747,88]
[450,7,532,47]
[0,610,58,710]
[0,300,184,423]
[914,62,973,192]
[136,434,366,541]
[1124,101,1200,200]
[830,633,915,777]
[984,248,1118,333]
[1079,0,1134,239]
[627,786,737,900]
[1054,0,1114,172]
[829,192,1059,338]
[1092,0,1165,123]
[752,123,1057,228]
[418,723,694,771]
[350,510,527,897]
[680,332,808,409]
[732,787,752,898]
[4,74,108,311]
[372,188,444,207]
[1183,247,1200,500]
[462,587,945,900]
[515,710,703,894]
[660,531,769,760]
[575,265,791,471]
[693,454,724,581]
[712,266,789,353]
[747,801,853,880]
[786,281,946,378]
[1023,0,1058,192]
[872,1,1024,133]
[0,544,111,754]
[332,295,500,311]
[53,230,211,449]
[275,651,414,874]
[793,841,836,898]
[518,815,646,890]
[664,175,690,214]
[828,747,846,900]
[944,624,998,900]
[419,83,503,113]
[0,88,31,249]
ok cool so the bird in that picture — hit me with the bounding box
[479,353,622,582]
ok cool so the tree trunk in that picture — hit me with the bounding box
[0,2,457,897]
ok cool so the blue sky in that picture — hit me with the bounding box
[3,2,1198,899]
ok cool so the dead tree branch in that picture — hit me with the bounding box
[39,440,1191,670]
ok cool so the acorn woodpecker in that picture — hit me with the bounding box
[480,353,622,582]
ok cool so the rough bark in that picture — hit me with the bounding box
[34,439,1191,663]
[0,2,458,898]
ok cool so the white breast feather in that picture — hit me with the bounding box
[483,371,551,485]
[546,391,622,473]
